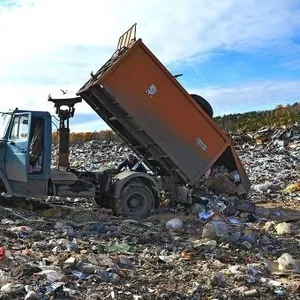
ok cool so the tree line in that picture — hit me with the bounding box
[52,102,300,144]
[214,102,300,132]
[52,130,122,145]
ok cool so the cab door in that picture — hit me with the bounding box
[5,113,31,196]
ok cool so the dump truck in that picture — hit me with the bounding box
[0,24,250,218]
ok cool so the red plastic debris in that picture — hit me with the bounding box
[0,247,5,260]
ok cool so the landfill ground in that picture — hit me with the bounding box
[0,124,299,299]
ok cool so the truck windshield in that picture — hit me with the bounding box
[0,113,11,139]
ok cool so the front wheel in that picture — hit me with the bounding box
[114,181,154,219]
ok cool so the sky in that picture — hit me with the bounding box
[0,0,300,132]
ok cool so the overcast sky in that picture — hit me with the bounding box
[1,0,300,132]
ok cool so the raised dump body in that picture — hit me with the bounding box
[77,24,250,193]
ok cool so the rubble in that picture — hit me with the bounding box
[0,125,299,299]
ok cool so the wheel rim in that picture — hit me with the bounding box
[126,192,145,212]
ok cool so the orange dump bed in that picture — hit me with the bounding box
[77,25,250,191]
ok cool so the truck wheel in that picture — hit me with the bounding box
[190,94,214,117]
[115,181,154,219]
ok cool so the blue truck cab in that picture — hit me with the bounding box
[0,109,52,197]
[0,108,160,218]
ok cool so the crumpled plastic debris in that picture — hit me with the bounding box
[199,211,214,220]
[102,243,135,253]
[202,221,229,240]
[1,283,25,295]
[166,218,184,231]
[275,222,293,235]
[24,290,40,300]
[264,253,300,275]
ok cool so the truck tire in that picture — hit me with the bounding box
[114,181,154,219]
[190,94,214,117]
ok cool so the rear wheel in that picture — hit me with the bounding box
[190,94,214,117]
[114,181,154,219]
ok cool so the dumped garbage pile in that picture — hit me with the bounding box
[231,122,300,150]
[2,199,300,300]
[0,127,299,299]
[51,141,133,171]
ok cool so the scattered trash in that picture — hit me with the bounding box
[1,283,25,295]
[202,221,229,240]
[166,218,184,231]
[199,211,214,220]
[0,247,5,260]
[210,273,226,287]
[103,243,135,253]
[35,270,64,282]
[206,174,239,195]
[228,217,241,224]
[158,254,176,263]
[264,253,300,275]
[0,124,298,298]
[284,182,300,193]
[275,222,293,235]
[274,288,287,298]
[71,270,86,280]
[243,289,259,297]
[24,290,41,300]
